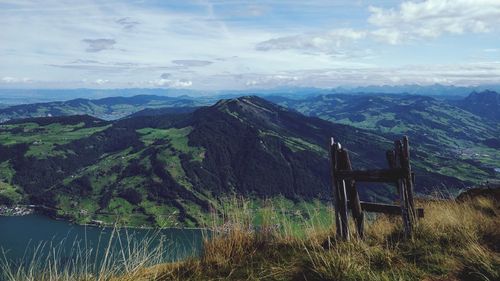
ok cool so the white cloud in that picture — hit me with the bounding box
[256,28,367,54]
[369,0,500,43]
[152,78,192,88]
[244,74,300,87]
[1,76,32,83]
[1,77,17,83]
[94,79,109,85]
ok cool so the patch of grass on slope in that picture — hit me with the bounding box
[138,127,205,189]
[259,130,325,155]
[0,122,110,159]
[0,181,23,205]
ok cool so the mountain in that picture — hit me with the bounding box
[0,96,493,227]
[0,88,206,104]
[127,106,200,118]
[329,84,500,97]
[267,94,500,184]
[454,90,500,122]
[0,95,210,122]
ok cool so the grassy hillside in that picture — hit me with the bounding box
[2,190,499,281]
[0,96,495,227]
[269,94,500,185]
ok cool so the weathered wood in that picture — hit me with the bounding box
[359,202,424,218]
[402,136,416,223]
[339,149,364,238]
[397,176,411,238]
[394,140,403,168]
[329,138,343,239]
[386,150,397,169]
[337,178,350,240]
[393,139,412,238]
[334,168,405,182]
[328,136,420,240]
[330,139,350,240]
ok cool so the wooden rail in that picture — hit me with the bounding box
[359,202,424,218]
[329,136,421,240]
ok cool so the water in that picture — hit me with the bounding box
[0,214,204,265]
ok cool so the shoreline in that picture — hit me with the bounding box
[0,204,207,231]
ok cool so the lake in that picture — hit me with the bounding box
[0,214,204,265]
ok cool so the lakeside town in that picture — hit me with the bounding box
[0,205,34,216]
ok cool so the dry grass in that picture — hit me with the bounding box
[2,194,499,281]
[152,194,500,281]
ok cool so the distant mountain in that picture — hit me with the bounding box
[0,88,205,104]
[0,96,482,227]
[454,90,500,122]
[329,84,500,97]
[127,106,200,118]
[0,95,210,122]
[267,94,500,184]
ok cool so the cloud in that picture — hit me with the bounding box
[1,0,499,89]
[1,77,17,83]
[368,0,500,43]
[255,1,500,53]
[116,17,140,30]
[171,60,213,67]
[1,76,32,83]
[70,59,101,64]
[152,78,192,88]
[244,74,300,87]
[49,60,169,71]
[256,28,367,54]
[94,79,109,85]
[82,38,116,52]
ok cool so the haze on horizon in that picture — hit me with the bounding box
[1,0,500,90]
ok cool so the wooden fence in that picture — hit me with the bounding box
[329,136,423,240]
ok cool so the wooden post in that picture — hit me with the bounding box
[402,136,416,226]
[386,150,396,169]
[329,136,420,240]
[339,149,364,238]
[330,138,343,239]
[337,177,350,240]
[329,138,349,240]
[395,140,411,238]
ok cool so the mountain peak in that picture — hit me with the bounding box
[457,90,499,121]
[465,90,499,102]
[214,95,275,110]
[213,96,283,120]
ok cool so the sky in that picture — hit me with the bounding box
[1,0,500,90]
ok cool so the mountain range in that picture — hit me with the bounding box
[0,95,497,227]
[0,95,210,122]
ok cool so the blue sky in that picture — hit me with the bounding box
[1,0,499,90]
